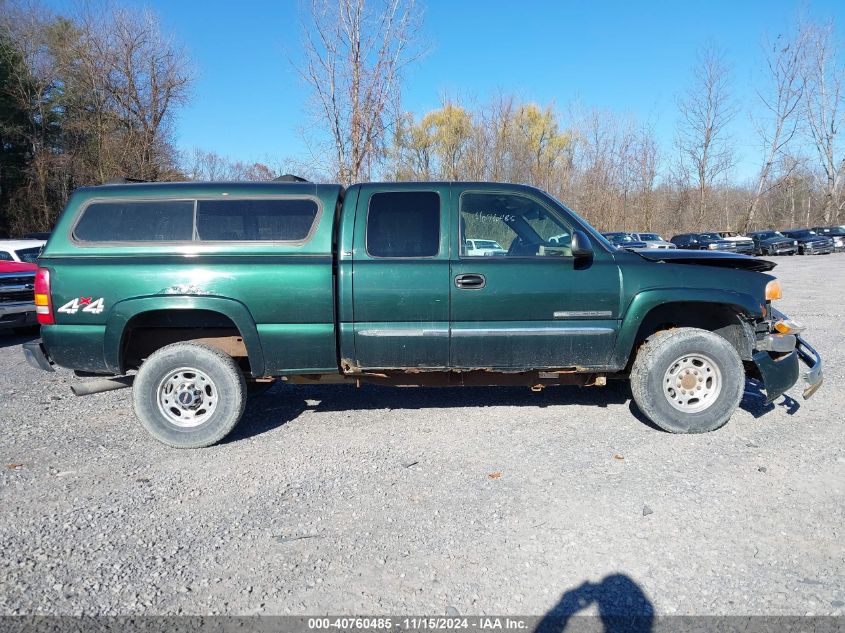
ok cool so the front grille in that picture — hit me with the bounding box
[0,273,35,303]
[0,275,34,287]
[0,290,33,303]
[806,239,833,249]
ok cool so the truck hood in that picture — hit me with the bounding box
[0,261,37,274]
[634,249,776,272]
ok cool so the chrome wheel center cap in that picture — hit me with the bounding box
[176,384,201,408]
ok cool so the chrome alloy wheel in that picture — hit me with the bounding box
[156,367,218,427]
[662,353,722,413]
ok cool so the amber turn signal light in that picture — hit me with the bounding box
[765,279,782,301]
[774,319,804,335]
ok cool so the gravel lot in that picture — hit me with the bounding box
[1,255,843,617]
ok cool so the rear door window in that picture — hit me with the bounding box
[366,192,440,257]
[196,199,319,242]
[74,201,195,242]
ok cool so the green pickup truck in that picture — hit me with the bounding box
[23,181,822,448]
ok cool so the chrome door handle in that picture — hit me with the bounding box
[454,273,486,289]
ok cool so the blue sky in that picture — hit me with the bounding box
[46,0,843,180]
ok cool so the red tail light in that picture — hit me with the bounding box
[34,267,54,325]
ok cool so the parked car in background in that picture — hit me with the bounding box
[0,260,38,333]
[601,232,648,250]
[716,231,756,254]
[746,230,799,256]
[670,233,737,251]
[464,238,507,256]
[629,232,676,249]
[0,239,45,264]
[811,226,845,252]
[781,229,834,255]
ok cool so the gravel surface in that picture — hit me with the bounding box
[0,255,843,617]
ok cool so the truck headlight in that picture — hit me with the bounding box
[707,243,719,250]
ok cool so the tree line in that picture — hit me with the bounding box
[1,0,843,238]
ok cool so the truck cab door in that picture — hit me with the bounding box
[449,187,621,370]
[346,184,451,369]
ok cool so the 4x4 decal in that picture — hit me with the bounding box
[57,297,105,315]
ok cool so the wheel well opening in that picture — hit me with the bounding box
[629,302,754,367]
[122,309,250,372]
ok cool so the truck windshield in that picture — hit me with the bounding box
[542,191,614,251]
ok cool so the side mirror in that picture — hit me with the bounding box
[571,230,593,258]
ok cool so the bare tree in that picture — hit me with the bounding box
[298,0,422,184]
[631,124,659,230]
[73,5,192,181]
[675,47,737,227]
[801,19,845,223]
[741,31,807,232]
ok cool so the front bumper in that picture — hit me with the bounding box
[795,336,823,398]
[0,302,37,330]
[753,311,823,402]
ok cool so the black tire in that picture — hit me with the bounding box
[133,342,246,448]
[630,327,745,434]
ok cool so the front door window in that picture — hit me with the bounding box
[460,192,572,258]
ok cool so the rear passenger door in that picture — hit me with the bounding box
[350,185,451,369]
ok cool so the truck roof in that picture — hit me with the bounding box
[73,181,338,197]
[72,180,551,196]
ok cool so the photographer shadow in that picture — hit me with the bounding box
[536,574,654,633]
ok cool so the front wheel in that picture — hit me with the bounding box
[630,328,745,433]
[133,342,247,448]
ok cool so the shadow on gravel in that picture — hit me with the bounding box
[536,573,654,632]
[226,380,635,443]
[741,379,800,418]
[0,331,38,350]
[228,375,801,443]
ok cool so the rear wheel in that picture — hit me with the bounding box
[630,327,745,433]
[133,342,246,448]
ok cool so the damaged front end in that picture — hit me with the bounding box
[752,306,823,403]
